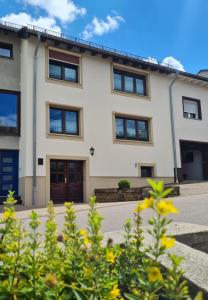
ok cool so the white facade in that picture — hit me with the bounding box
[1,25,208,207]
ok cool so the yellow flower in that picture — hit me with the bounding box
[2,210,16,221]
[79,229,87,236]
[147,267,163,282]
[83,237,90,246]
[109,285,120,299]
[83,266,92,277]
[106,251,116,264]
[161,236,175,249]
[134,197,154,212]
[156,199,179,215]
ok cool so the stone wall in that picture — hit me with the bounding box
[95,185,180,203]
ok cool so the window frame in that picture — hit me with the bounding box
[138,164,156,177]
[0,89,20,136]
[0,42,13,59]
[115,114,150,142]
[113,68,147,96]
[49,106,80,136]
[182,97,202,120]
[49,59,79,83]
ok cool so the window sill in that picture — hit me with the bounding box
[112,89,150,100]
[183,116,202,121]
[113,138,153,146]
[0,56,13,60]
[46,77,82,88]
[0,132,20,137]
[47,132,84,141]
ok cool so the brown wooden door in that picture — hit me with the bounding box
[50,160,83,203]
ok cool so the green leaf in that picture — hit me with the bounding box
[147,178,157,191]
[162,188,173,198]
[73,290,86,300]
[124,293,140,300]
[194,291,203,300]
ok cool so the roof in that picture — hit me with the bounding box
[0,20,208,84]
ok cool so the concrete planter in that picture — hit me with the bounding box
[95,185,180,203]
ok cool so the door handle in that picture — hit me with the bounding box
[64,177,67,184]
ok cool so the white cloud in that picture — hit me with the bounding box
[1,12,61,32]
[0,114,17,127]
[25,0,86,23]
[82,15,124,40]
[162,56,185,71]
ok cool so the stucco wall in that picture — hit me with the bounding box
[3,35,208,205]
[20,39,175,181]
[0,32,20,151]
[173,80,208,167]
[0,32,20,91]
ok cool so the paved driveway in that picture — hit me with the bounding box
[17,193,208,234]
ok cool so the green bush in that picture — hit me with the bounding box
[118,179,131,189]
[0,181,202,299]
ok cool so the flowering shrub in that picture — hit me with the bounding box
[0,181,202,299]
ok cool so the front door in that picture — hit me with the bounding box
[0,150,19,202]
[50,160,83,203]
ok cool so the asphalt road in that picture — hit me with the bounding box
[21,193,208,234]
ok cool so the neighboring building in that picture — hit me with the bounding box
[1,22,208,207]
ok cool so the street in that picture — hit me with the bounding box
[18,193,208,234]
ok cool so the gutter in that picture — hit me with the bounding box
[169,71,179,183]
[32,33,41,206]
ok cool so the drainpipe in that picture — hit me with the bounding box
[169,71,179,183]
[32,33,41,206]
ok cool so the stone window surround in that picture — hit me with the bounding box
[46,102,84,141]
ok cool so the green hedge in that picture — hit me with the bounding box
[118,180,131,189]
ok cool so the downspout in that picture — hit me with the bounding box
[32,33,41,206]
[169,71,179,183]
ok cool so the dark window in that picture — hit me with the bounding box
[49,59,78,83]
[141,166,153,178]
[113,69,147,96]
[114,72,122,91]
[115,118,125,138]
[50,107,79,135]
[182,97,202,120]
[126,119,136,138]
[0,90,20,135]
[115,115,149,141]
[124,75,134,93]
[0,43,13,58]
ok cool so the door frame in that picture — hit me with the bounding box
[46,155,90,205]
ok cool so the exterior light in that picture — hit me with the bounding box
[90,147,95,156]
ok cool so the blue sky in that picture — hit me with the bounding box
[0,0,207,74]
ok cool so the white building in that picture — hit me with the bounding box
[1,22,208,207]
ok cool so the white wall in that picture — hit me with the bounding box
[20,38,208,180]
[0,32,21,151]
[173,80,208,168]
[31,43,175,178]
